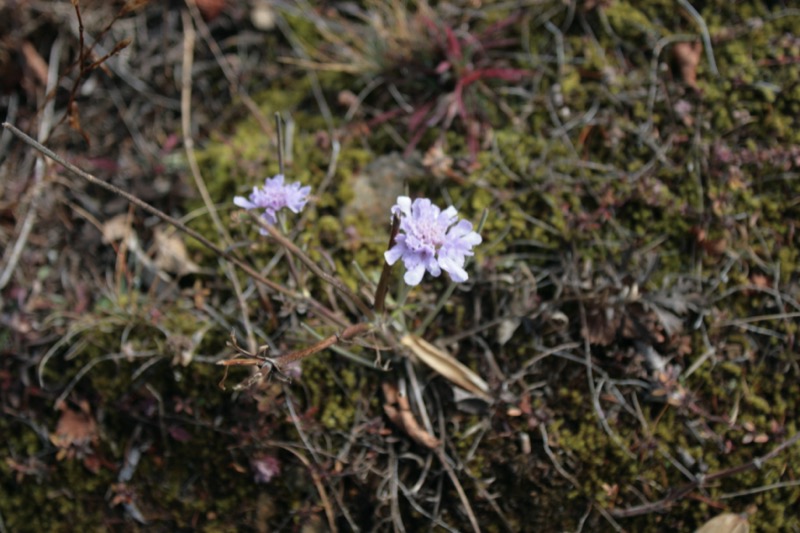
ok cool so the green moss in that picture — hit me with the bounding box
[7,1,800,531]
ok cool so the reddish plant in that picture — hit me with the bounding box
[361,12,530,159]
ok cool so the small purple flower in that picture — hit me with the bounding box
[234,174,311,234]
[384,196,482,286]
[251,454,281,484]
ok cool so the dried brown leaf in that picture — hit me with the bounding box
[50,405,97,450]
[400,334,491,402]
[153,228,200,275]
[496,318,520,346]
[381,382,441,449]
[750,274,770,289]
[582,305,620,346]
[422,142,453,179]
[101,213,133,243]
[673,41,702,91]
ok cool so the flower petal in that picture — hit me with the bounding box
[438,205,458,226]
[404,264,426,286]
[391,196,412,217]
[438,255,469,282]
[234,196,256,209]
[267,174,285,186]
[285,185,311,213]
[447,219,470,236]
[384,245,405,266]
[425,255,442,278]
[262,209,278,225]
[411,198,436,219]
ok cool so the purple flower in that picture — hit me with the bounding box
[234,174,311,234]
[384,196,482,286]
[251,454,281,484]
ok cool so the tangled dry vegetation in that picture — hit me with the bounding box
[1,1,799,531]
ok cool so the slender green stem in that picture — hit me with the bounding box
[415,282,457,336]
[277,212,302,287]
[275,112,284,175]
[351,260,372,289]
[250,211,375,320]
[392,281,411,331]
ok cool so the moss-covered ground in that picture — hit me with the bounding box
[1,1,799,531]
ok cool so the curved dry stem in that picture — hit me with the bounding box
[276,442,338,533]
[434,447,482,533]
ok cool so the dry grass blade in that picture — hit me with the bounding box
[400,334,491,402]
[695,513,749,533]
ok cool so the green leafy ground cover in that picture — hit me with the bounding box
[1,1,799,531]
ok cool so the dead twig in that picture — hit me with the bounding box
[275,441,338,533]
[218,323,372,389]
[435,447,482,533]
[0,35,63,290]
[1,122,347,328]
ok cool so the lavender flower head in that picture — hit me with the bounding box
[384,196,482,286]
[234,174,311,234]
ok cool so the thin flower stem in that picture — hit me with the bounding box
[374,213,400,314]
[2,121,347,328]
[415,281,457,336]
[350,260,372,290]
[393,281,411,331]
[275,112,284,175]
[277,212,302,288]
[180,12,255,351]
[250,211,375,320]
